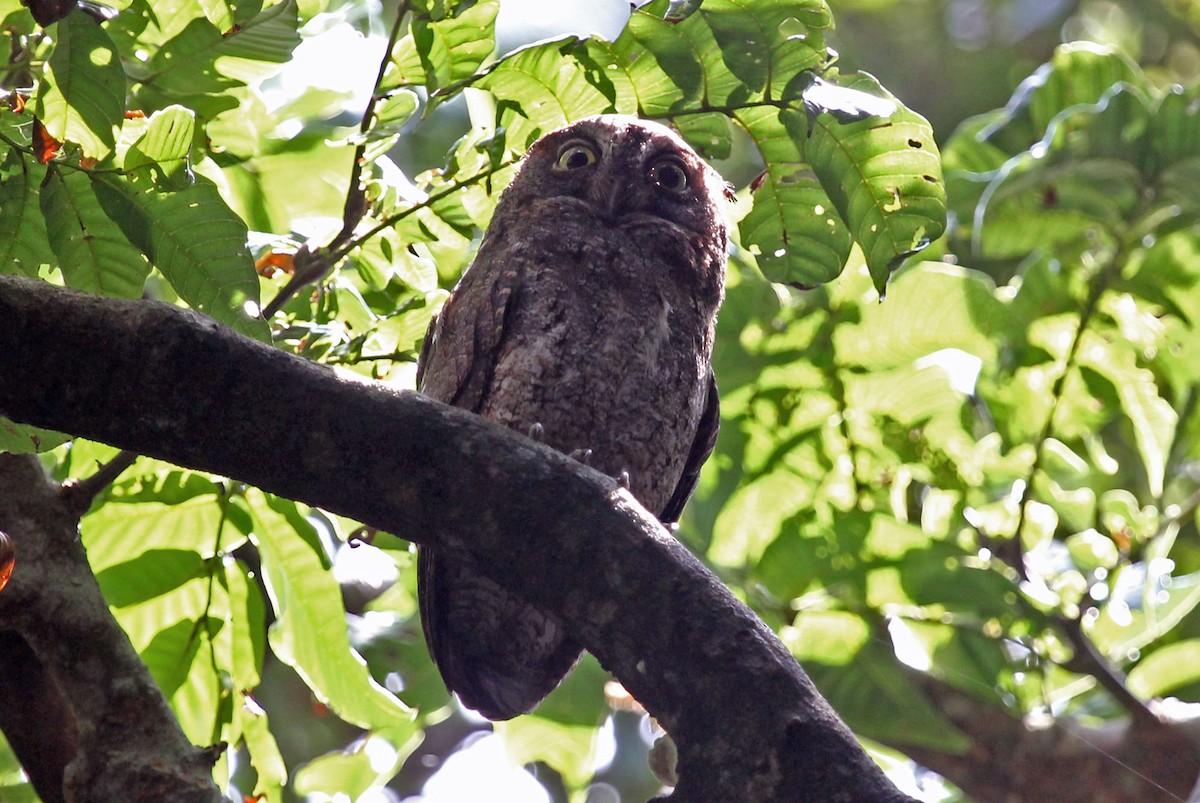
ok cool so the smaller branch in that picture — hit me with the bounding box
[0,454,222,803]
[323,348,418,366]
[261,1,411,320]
[60,449,139,516]
[1057,613,1162,729]
[262,157,517,319]
[334,0,412,246]
[326,156,519,265]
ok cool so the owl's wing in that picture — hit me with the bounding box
[415,260,583,720]
[417,261,523,411]
[659,368,720,524]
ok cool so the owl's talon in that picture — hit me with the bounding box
[617,470,631,489]
[528,423,545,442]
[569,448,594,465]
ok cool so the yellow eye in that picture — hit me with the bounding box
[650,159,689,192]
[555,143,597,170]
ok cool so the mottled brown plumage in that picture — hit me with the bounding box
[416,115,728,720]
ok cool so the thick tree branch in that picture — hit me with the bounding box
[0,275,912,802]
[0,453,222,803]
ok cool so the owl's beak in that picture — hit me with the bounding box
[601,178,623,220]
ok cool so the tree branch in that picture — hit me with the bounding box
[60,448,139,516]
[893,668,1199,803]
[0,275,913,802]
[0,453,222,803]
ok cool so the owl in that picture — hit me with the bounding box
[415,115,729,720]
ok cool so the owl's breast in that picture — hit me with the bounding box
[481,245,713,515]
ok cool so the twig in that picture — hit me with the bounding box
[1057,612,1163,729]
[261,0,412,320]
[59,449,139,517]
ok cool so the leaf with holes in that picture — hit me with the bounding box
[697,0,830,102]
[611,0,830,115]
[736,105,851,286]
[805,72,946,292]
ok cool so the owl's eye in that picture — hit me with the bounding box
[650,160,689,193]
[555,143,597,171]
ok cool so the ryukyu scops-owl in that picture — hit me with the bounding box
[415,115,729,720]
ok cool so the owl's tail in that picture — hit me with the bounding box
[417,547,582,720]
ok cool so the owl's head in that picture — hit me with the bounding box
[500,115,730,243]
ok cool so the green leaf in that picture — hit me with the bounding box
[1064,529,1120,572]
[224,559,284,797]
[198,0,234,32]
[81,479,226,572]
[373,90,419,129]
[711,469,813,566]
[979,43,1144,155]
[1074,331,1176,497]
[124,104,196,184]
[805,72,946,291]
[1128,639,1200,698]
[0,146,54,275]
[0,418,70,453]
[479,37,634,148]
[34,11,126,159]
[91,171,269,340]
[248,491,414,730]
[128,578,226,743]
[736,105,852,286]
[387,0,498,94]
[785,617,972,752]
[241,700,286,800]
[94,548,209,607]
[673,110,733,160]
[698,0,830,100]
[1151,84,1200,170]
[844,363,967,427]
[140,2,300,113]
[619,0,830,114]
[40,166,150,297]
[1089,572,1200,657]
[293,725,419,799]
[833,263,1003,369]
